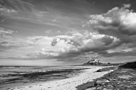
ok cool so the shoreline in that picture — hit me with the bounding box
[6,66,112,90]
[0,67,87,90]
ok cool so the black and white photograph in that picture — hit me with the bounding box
[0,0,136,90]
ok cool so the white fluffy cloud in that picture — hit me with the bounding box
[50,4,136,59]
[83,4,136,55]
[87,4,136,35]
[51,32,119,56]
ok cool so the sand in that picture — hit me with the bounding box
[8,67,111,90]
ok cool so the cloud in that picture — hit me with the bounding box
[51,32,119,58]
[104,43,136,57]
[2,4,135,62]
[13,33,112,60]
[0,27,14,35]
[27,36,53,45]
[25,48,59,60]
[100,55,136,63]
[83,4,136,55]
[87,4,136,35]
[0,27,14,48]
[0,31,53,49]
[49,4,136,60]
[0,7,17,15]
[0,34,59,59]
[1,3,136,64]
[123,4,131,8]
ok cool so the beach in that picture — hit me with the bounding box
[5,66,112,90]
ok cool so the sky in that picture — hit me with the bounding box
[0,0,136,66]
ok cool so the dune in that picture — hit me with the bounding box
[8,67,112,90]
